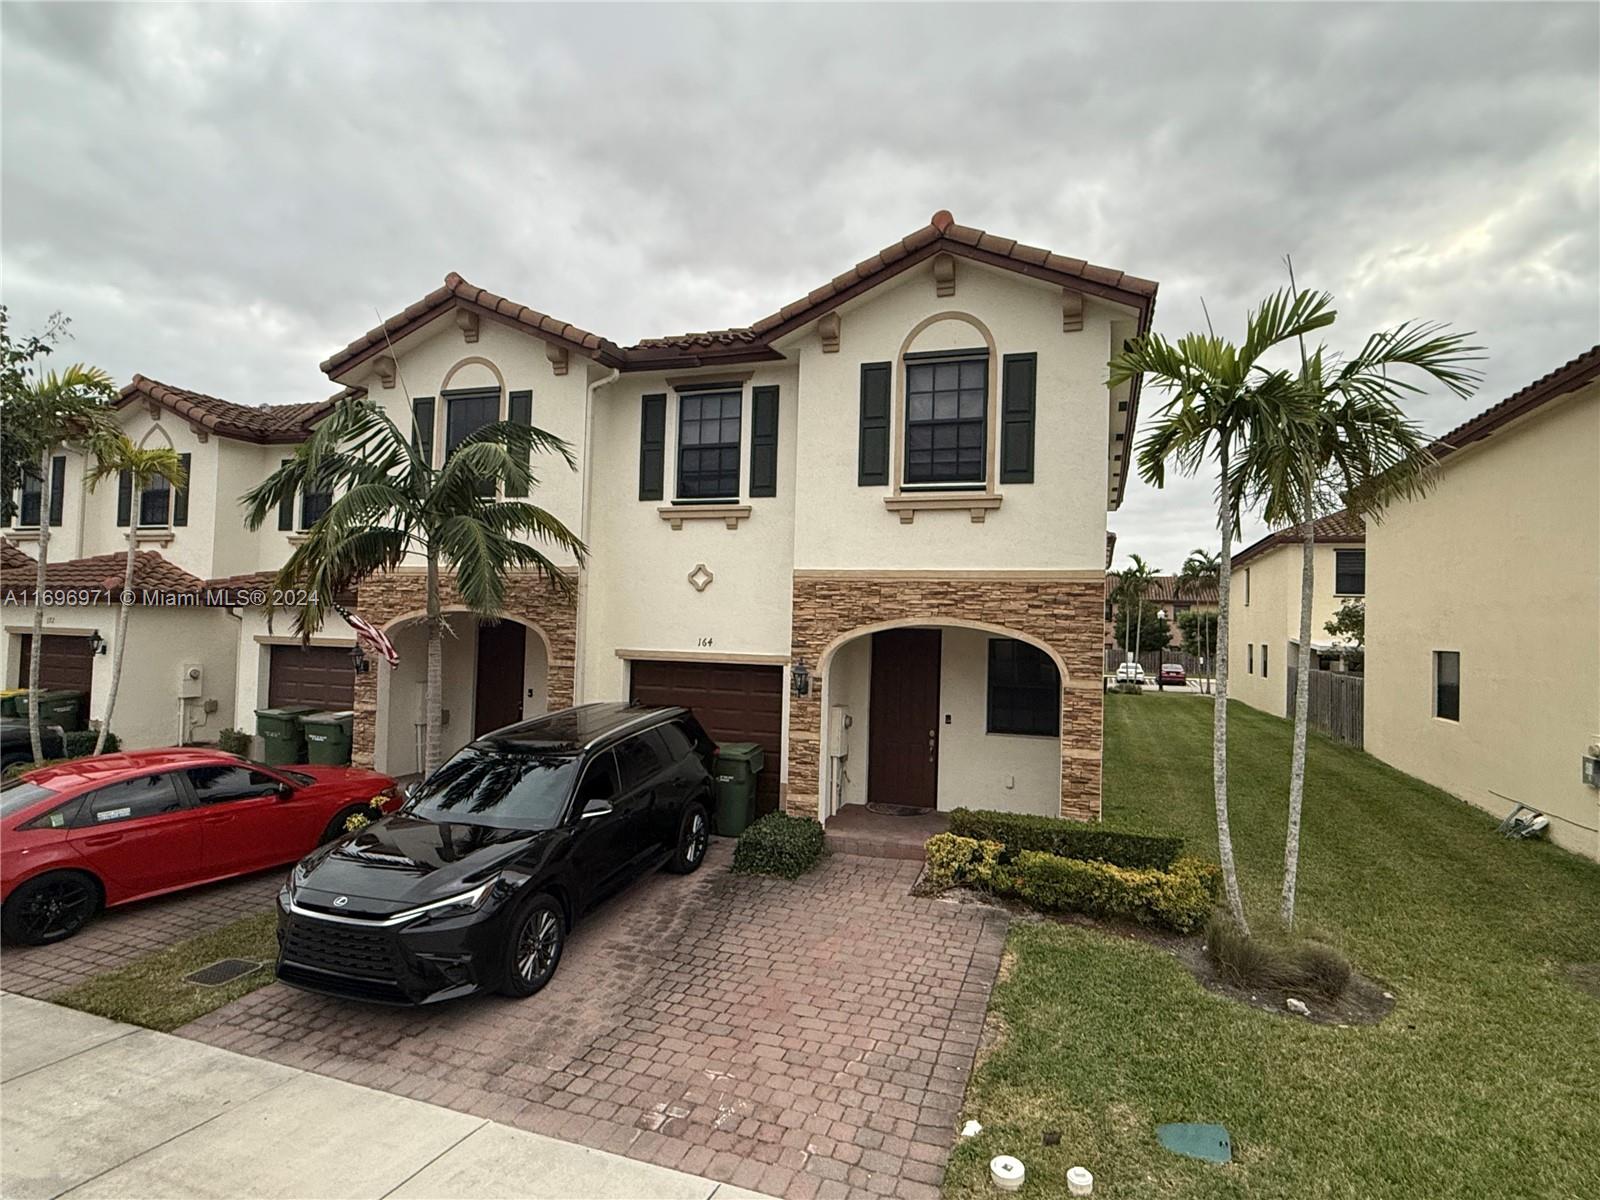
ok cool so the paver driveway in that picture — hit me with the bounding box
[0,871,281,999]
[183,841,1007,1199]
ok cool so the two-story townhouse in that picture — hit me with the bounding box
[1,379,358,749]
[315,212,1156,821]
[1226,510,1366,718]
[1365,346,1600,860]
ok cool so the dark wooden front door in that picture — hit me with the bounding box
[473,621,526,736]
[868,629,941,809]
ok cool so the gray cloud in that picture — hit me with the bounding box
[4,1,1595,572]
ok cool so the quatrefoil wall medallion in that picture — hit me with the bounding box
[687,563,714,593]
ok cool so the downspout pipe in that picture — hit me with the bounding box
[572,366,619,705]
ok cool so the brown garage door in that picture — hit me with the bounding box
[629,660,783,816]
[268,645,355,709]
[15,634,94,694]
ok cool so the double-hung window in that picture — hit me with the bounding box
[1335,549,1366,596]
[17,457,65,528]
[987,638,1060,737]
[443,387,501,496]
[139,475,172,527]
[905,351,986,486]
[676,391,741,500]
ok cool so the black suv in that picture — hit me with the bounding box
[275,703,715,1005]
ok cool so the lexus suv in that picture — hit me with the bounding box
[275,703,716,1005]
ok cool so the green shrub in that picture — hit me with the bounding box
[948,807,1184,871]
[62,729,118,757]
[217,728,252,756]
[923,833,1003,891]
[991,851,1218,933]
[1204,913,1353,998]
[732,812,825,879]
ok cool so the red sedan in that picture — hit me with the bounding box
[1,748,397,945]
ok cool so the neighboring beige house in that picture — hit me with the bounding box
[1366,346,1600,861]
[1,380,358,751]
[4,211,1158,825]
[1225,510,1366,718]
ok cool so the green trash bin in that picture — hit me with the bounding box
[15,689,85,732]
[0,688,25,719]
[255,706,316,765]
[302,710,356,767]
[712,742,765,837]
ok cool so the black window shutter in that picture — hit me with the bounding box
[506,390,532,498]
[749,385,779,497]
[412,397,435,465]
[116,469,132,527]
[47,456,66,526]
[858,363,891,486]
[639,393,666,501]
[277,459,294,531]
[1000,353,1037,484]
[172,453,192,527]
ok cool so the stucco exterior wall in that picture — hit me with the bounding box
[1365,386,1600,859]
[1227,541,1362,718]
[788,264,1115,573]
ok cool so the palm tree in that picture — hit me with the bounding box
[1250,319,1482,929]
[242,396,584,775]
[1121,554,1159,670]
[1177,549,1221,693]
[84,436,188,754]
[1,365,119,759]
[1109,287,1335,932]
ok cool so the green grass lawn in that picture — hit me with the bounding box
[944,694,1600,1199]
[52,911,278,1032]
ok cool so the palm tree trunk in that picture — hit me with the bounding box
[1213,445,1248,932]
[27,451,51,762]
[424,549,444,776]
[95,528,139,755]
[1282,501,1317,927]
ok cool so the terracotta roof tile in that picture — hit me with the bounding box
[118,377,355,444]
[1231,509,1366,569]
[1105,572,1219,605]
[1,549,206,602]
[1434,344,1600,459]
[2,539,36,575]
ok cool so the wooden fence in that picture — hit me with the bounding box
[1286,664,1364,746]
[1104,646,1212,681]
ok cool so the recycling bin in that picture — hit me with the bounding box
[302,710,356,767]
[255,706,317,765]
[712,742,765,837]
[0,688,26,718]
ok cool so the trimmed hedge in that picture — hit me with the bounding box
[947,807,1183,871]
[922,833,1219,933]
[62,729,119,757]
[732,812,825,879]
[218,728,252,756]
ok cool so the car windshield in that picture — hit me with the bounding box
[403,746,579,828]
[0,780,60,819]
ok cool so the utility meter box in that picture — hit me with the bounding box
[828,704,851,756]
[179,662,204,699]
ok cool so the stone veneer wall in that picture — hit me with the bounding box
[350,570,577,769]
[788,572,1105,820]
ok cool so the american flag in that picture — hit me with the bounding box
[333,601,399,668]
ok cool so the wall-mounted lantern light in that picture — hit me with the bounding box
[350,645,371,675]
[791,658,811,698]
[89,630,108,656]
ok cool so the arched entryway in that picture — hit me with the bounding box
[816,619,1068,820]
[373,608,550,776]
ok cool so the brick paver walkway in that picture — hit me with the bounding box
[182,841,1007,1199]
[0,871,282,999]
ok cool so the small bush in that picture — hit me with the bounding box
[1113,681,1144,695]
[1204,913,1352,998]
[948,807,1184,871]
[62,729,118,757]
[990,851,1218,933]
[922,833,1003,891]
[732,812,825,879]
[218,728,252,756]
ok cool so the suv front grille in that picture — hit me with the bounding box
[281,916,400,980]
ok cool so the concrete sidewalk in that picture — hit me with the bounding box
[0,992,774,1200]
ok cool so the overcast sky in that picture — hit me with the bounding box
[4,2,1596,570]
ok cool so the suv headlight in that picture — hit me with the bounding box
[394,879,498,924]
